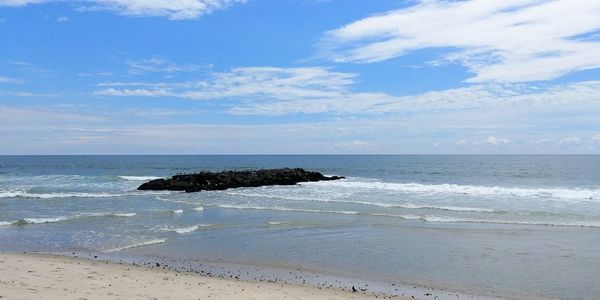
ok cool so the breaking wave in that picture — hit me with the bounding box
[418,216,600,228]
[0,191,128,199]
[213,204,600,228]
[305,181,600,201]
[1,211,137,227]
[118,176,163,181]
[160,224,213,234]
[105,238,168,252]
[266,221,291,225]
[214,204,360,215]
[227,191,495,213]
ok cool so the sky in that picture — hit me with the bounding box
[0,0,600,154]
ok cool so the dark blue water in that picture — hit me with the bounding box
[1,155,599,299]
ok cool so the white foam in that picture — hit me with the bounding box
[400,204,495,213]
[112,212,137,217]
[215,204,360,215]
[161,224,213,234]
[171,209,183,214]
[155,196,193,204]
[227,191,495,212]
[193,206,204,211]
[105,238,168,252]
[0,191,127,199]
[212,204,600,228]
[23,216,71,224]
[119,176,163,181]
[174,225,198,234]
[0,221,14,227]
[306,181,600,201]
[419,215,600,228]
[265,221,290,225]
[7,211,137,226]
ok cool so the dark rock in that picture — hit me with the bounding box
[138,168,344,193]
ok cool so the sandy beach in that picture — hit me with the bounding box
[0,253,393,300]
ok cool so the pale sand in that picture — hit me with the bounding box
[0,253,396,300]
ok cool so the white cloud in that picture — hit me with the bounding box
[0,76,22,83]
[4,61,53,78]
[56,16,69,22]
[1,102,600,154]
[0,0,245,20]
[0,0,46,6]
[230,80,600,116]
[0,91,59,97]
[486,136,511,146]
[95,65,600,116]
[591,135,600,143]
[558,136,581,146]
[321,0,600,83]
[96,88,173,97]
[96,66,357,101]
[0,105,105,126]
[455,139,467,146]
[78,71,114,77]
[127,58,208,74]
[329,140,380,153]
[530,138,552,144]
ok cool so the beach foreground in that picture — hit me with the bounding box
[0,253,390,300]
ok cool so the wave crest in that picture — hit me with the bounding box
[0,191,128,199]
[105,238,167,252]
[307,181,600,201]
[160,224,213,234]
[118,176,163,181]
[1,211,137,227]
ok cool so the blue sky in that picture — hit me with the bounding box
[1,0,600,154]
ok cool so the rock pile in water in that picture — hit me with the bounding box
[137,168,344,193]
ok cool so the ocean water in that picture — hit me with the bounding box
[1,155,599,299]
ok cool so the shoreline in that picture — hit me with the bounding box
[0,252,503,300]
[0,252,404,300]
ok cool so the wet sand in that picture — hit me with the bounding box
[0,253,398,300]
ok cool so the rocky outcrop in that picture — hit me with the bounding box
[137,168,344,192]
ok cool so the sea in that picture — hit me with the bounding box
[1,155,599,299]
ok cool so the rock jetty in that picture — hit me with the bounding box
[137,168,344,192]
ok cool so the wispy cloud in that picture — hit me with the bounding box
[0,0,245,20]
[96,66,356,100]
[0,76,22,83]
[127,58,209,75]
[321,0,600,83]
[1,101,599,154]
[228,80,600,116]
[0,91,59,97]
[0,0,47,6]
[486,136,511,146]
[95,65,600,116]
[4,61,53,78]
[0,105,105,126]
[558,136,582,146]
[78,71,114,77]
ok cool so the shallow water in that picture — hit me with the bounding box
[1,155,599,299]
